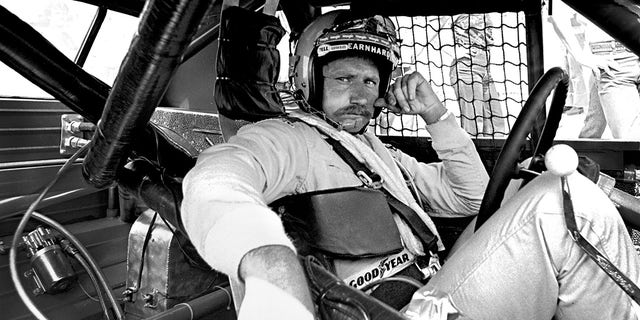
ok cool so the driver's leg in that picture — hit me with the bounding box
[404,172,639,320]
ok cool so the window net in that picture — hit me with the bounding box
[375,12,529,139]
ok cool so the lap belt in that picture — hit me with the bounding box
[325,137,438,252]
[561,176,640,304]
[385,191,438,251]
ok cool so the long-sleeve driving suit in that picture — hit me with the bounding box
[181,112,639,319]
[181,113,486,280]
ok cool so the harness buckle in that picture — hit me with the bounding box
[415,251,441,280]
[357,170,383,189]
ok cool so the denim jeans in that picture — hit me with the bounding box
[405,172,639,319]
[578,76,606,138]
[580,55,640,139]
[450,54,506,136]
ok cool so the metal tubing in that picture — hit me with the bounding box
[0,158,83,170]
[0,188,98,221]
[106,186,119,217]
[524,7,546,149]
[0,5,196,180]
[0,5,109,124]
[146,286,233,320]
[75,6,108,67]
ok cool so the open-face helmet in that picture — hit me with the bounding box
[290,10,401,117]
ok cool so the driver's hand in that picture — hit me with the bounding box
[239,276,314,320]
[375,71,447,124]
[237,245,315,319]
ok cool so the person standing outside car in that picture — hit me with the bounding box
[450,14,507,137]
[587,32,640,139]
[559,13,592,117]
[181,8,640,320]
[549,13,640,139]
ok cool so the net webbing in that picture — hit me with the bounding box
[375,13,529,139]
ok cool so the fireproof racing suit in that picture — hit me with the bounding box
[182,110,640,319]
[181,111,487,294]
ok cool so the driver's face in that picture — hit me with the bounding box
[321,57,380,133]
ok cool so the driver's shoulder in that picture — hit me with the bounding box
[236,117,319,140]
[230,117,329,154]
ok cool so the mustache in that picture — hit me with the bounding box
[334,105,373,117]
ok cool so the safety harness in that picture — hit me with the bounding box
[561,176,640,304]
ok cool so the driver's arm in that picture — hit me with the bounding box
[382,72,488,217]
[393,113,488,217]
[236,245,314,319]
[181,120,314,319]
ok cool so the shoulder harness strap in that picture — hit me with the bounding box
[324,136,439,252]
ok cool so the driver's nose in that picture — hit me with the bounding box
[349,82,370,106]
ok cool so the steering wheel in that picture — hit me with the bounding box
[475,67,569,231]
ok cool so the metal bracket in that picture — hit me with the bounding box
[59,114,92,156]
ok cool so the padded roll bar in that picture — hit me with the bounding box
[0,5,196,178]
[82,0,214,188]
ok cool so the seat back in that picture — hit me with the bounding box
[219,113,252,142]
